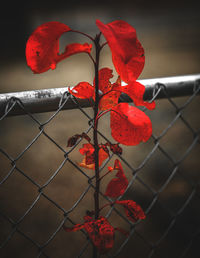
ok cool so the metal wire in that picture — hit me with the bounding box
[0,75,200,258]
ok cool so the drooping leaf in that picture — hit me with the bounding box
[67,133,91,147]
[68,82,94,99]
[114,159,124,177]
[26,21,92,73]
[81,132,91,143]
[67,134,80,147]
[120,81,156,110]
[96,20,145,83]
[84,216,115,254]
[105,159,128,198]
[115,200,146,223]
[110,103,152,146]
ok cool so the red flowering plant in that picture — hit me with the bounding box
[26,19,155,256]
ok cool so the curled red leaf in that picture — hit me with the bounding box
[61,42,92,60]
[67,134,80,147]
[115,200,146,223]
[81,133,91,143]
[26,21,92,73]
[96,20,145,83]
[105,159,128,198]
[67,133,91,147]
[110,103,152,146]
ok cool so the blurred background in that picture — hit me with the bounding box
[0,1,200,258]
[0,0,200,92]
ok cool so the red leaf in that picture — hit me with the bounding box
[120,81,156,110]
[26,22,70,73]
[110,103,152,146]
[81,132,91,143]
[79,157,95,169]
[69,82,94,99]
[79,144,109,169]
[98,72,121,111]
[99,91,121,111]
[105,159,128,198]
[94,68,113,93]
[68,67,123,111]
[99,144,110,157]
[67,134,80,147]
[60,43,92,62]
[113,159,124,177]
[64,216,115,254]
[67,132,91,147]
[115,200,146,223]
[79,143,94,155]
[79,143,95,167]
[109,143,122,155]
[84,216,115,254]
[96,20,145,83]
[26,21,92,73]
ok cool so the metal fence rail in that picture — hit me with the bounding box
[0,74,199,116]
[0,74,200,258]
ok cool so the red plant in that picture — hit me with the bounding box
[104,159,128,198]
[63,216,115,254]
[26,19,154,256]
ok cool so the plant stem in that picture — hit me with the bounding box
[93,33,101,219]
[93,33,101,258]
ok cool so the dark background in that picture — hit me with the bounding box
[0,0,200,93]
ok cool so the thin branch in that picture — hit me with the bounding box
[100,41,108,51]
[87,53,96,66]
[70,30,95,42]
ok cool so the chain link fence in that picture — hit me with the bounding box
[0,74,200,258]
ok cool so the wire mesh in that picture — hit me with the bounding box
[0,76,200,258]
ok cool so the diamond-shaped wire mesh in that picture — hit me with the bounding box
[0,78,200,258]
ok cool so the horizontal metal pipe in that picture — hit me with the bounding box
[0,74,199,117]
